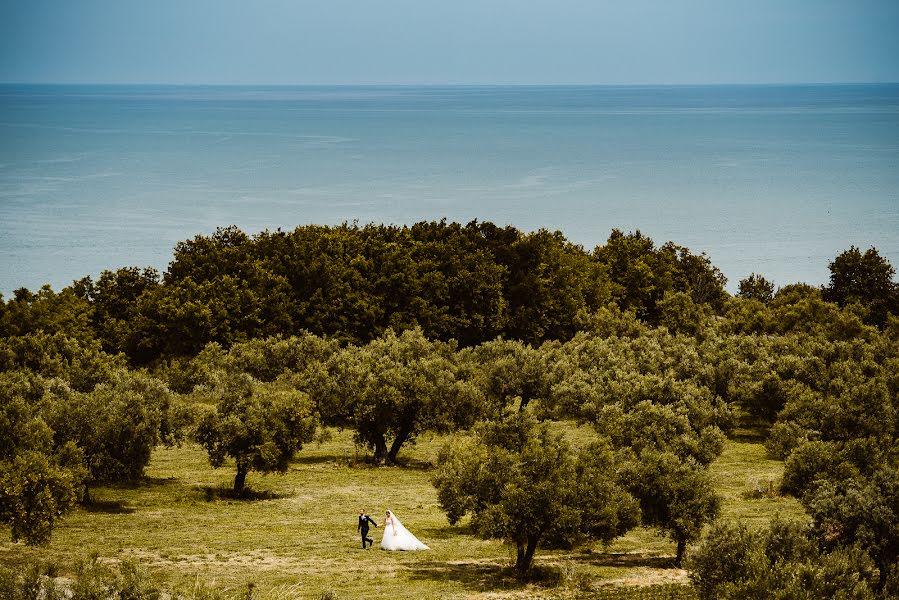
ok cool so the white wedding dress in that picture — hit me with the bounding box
[380,510,429,551]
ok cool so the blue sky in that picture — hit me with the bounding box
[1,0,898,84]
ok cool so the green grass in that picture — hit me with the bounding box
[0,424,802,599]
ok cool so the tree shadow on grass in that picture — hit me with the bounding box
[408,549,680,594]
[396,456,436,471]
[103,476,179,490]
[82,499,136,514]
[729,411,771,443]
[571,551,677,570]
[327,455,436,471]
[729,427,768,444]
[424,523,475,541]
[292,453,344,466]
[196,484,289,502]
[407,560,561,594]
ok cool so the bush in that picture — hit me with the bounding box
[686,521,756,600]
[0,450,83,544]
[687,518,881,600]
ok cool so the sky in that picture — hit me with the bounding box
[1,0,898,85]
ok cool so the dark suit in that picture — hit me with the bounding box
[358,514,378,548]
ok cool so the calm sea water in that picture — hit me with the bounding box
[1,84,898,297]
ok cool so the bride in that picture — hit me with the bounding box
[380,510,429,551]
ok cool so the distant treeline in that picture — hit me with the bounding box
[0,220,896,366]
[0,221,733,363]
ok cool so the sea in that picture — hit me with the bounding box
[1,84,898,297]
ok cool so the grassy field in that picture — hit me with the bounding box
[0,422,804,599]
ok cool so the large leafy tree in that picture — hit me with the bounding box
[594,230,727,322]
[496,228,611,343]
[0,372,85,544]
[804,467,899,588]
[824,245,898,328]
[433,413,639,573]
[0,332,124,392]
[44,373,175,486]
[0,285,94,345]
[621,449,720,565]
[313,328,482,464]
[462,338,551,413]
[0,450,84,545]
[195,373,318,493]
[688,518,881,600]
[77,266,160,354]
[737,272,775,304]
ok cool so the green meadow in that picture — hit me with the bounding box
[0,424,802,599]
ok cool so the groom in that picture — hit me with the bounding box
[358,509,378,549]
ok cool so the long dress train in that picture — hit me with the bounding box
[380,511,429,551]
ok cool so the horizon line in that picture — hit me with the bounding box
[2,80,898,88]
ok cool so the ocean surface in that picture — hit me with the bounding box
[1,84,898,297]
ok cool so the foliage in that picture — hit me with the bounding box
[736,273,774,304]
[619,449,720,564]
[803,466,899,587]
[195,372,318,492]
[3,222,756,365]
[0,449,84,545]
[824,245,898,328]
[311,327,483,464]
[432,412,639,573]
[688,518,881,600]
[222,332,340,383]
[0,285,94,345]
[0,332,124,392]
[43,373,175,484]
[460,338,551,413]
[76,267,161,357]
[596,401,725,466]
[658,291,711,337]
[593,229,727,323]
[0,371,87,544]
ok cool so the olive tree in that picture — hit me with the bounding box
[621,449,720,565]
[804,467,899,589]
[0,449,84,545]
[0,373,85,544]
[44,373,174,485]
[432,412,639,573]
[737,273,775,304]
[313,328,483,464]
[462,338,551,413]
[195,373,317,493]
[687,518,880,600]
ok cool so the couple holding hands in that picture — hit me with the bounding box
[358,509,429,551]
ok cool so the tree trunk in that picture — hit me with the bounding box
[234,466,248,494]
[387,426,412,464]
[373,435,389,465]
[675,537,687,566]
[515,535,541,574]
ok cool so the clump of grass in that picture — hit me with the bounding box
[116,559,161,600]
[741,478,780,499]
[558,563,593,592]
[0,559,68,600]
[592,584,698,599]
[183,575,225,600]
